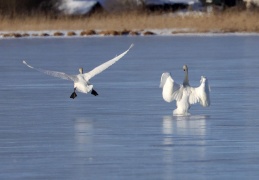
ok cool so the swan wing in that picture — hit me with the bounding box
[160,72,170,88]
[23,60,77,81]
[83,44,133,81]
[160,72,182,102]
[189,76,210,107]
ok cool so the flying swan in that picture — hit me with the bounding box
[160,65,210,115]
[23,44,133,99]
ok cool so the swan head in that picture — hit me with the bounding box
[79,68,83,74]
[200,76,208,84]
[183,65,189,86]
[183,65,188,72]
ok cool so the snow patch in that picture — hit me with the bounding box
[58,0,98,15]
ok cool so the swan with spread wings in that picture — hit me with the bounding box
[160,65,210,115]
[23,44,133,99]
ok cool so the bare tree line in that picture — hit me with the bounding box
[0,0,150,16]
[0,0,58,16]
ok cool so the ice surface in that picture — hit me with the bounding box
[1,36,259,179]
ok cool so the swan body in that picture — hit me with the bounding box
[23,44,133,99]
[160,65,210,115]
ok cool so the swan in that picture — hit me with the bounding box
[23,44,133,99]
[160,65,210,116]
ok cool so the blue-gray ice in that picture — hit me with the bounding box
[1,36,259,179]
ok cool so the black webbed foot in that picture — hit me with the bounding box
[91,89,98,96]
[70,92,77,99]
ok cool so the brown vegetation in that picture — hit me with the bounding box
[0,10,259,33]
[67,31,77,36]
[53,32,64,36]
[143,31,156,35]
[40,33,50,36]
[80,30,96,36]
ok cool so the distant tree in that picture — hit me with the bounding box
[0,0,58,17]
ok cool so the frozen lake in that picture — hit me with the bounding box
[1,35,259,179]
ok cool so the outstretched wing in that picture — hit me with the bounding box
[160,72,183,103]
[83,44,134,81]
[23,60,77,81]
[189,76,210,107]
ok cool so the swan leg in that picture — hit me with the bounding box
[70,88,77,99]
[91,89,98,96]
[173,108,190,116]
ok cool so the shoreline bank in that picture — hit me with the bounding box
[1,10,259,37]
[1,29,259,39]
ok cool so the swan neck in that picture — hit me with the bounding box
[183,70,189,86]
[79,68,83,74]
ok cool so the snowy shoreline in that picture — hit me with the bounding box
[1,29,259,38]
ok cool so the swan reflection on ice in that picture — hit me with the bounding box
[161,115,209,179]
[74,118,94,161]
[162,115,208,137]
[162,116,208,151]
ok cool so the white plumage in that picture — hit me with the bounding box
[23,44,133,99]
[160,65,210,116]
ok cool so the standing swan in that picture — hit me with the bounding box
[23,44,133,99]
[160,65,210,115]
